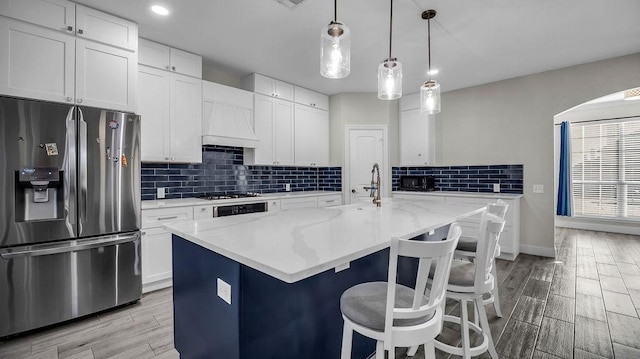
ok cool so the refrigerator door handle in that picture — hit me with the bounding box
[0,232,140,259]
[64,106,77,235]
[78,108,88,226]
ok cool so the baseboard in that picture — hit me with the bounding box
[556,219,640,236]
[142,279,172,294]
[520,244,555,258]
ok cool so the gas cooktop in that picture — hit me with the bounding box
[196,193,261,200]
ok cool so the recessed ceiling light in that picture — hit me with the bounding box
[427,69,439,75]
[151,5,169,16]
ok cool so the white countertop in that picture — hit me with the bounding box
[142,191,342,210]
[163,198,485,283]
[393,191,523,200]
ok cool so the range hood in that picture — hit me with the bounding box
[202,81,259,148]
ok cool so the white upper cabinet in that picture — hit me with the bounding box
[75,39,136,111]
[75,5,137,51]
[0,0,75,32]
[138,66,170,162]
[399,93,435,166]
[249,94,294,166]
[294,86,329,111]
[137,65,202,163]
[243,73,294,101]
[294,104,329,166]
[138,38,202,78]
[0,3,137,112]
[0,18,75,103]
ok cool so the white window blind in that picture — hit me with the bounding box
[571,118,640,219]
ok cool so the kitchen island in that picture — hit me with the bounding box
[164,198,486,359]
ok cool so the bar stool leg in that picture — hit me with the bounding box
[460,298,471,359]
[407,345,419,356]
[491,262,503,317]
[425,342,436,359]
[341,322,353,359]
[476,295,499,359]
[375,341,385,359]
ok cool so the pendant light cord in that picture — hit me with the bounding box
[334,0,337,22]
[388,0,393,58]
[427,14,431,80]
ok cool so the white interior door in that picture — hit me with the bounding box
[345,126,388,204]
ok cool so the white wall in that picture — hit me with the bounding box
[329,93,399,167]
[436,52,640,256]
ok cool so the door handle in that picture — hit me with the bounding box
[79,109,88,225]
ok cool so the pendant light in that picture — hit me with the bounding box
[378,0,402,100]
[320,0,350,79]
[420,9,440,114]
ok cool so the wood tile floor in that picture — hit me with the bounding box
[1,228,640,359]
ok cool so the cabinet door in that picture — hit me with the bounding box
[138,65,170,162]
[399,109,435,166]
[267,199,281,212]
[294,104,329,166]
[141,228,173,285]
[294,86,328,110]
[169,48,202,78]
[0,18,75,103]
[0,0,75,33]
[193,205,213,219]
[274,99,295,165]
[273,79,294,102]
[317,194,342,207]
[75,39,136,112]
[253,94,275,165]
[170,73,202,163]
[75,5,137,51]
[138,38,170,69]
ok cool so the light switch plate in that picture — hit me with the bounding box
[217,278,232,305]
[493,183,500,193]
[533,184,544,194]
[157,187,165,199]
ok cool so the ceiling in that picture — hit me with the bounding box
[73,0,640,95]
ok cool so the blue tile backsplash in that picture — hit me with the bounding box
[141,145,342,200]
[392,164,523,194]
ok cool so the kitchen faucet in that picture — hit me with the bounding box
[363,163,382,207]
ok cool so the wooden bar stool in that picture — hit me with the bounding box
[454,200,509,317]
[433,212,506,359]
[339,224,462,359]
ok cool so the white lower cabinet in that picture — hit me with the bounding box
[281,197,318,210]
[392,192,521,260]
[267,199,281,212]
[318,194,342,207]
[141,206,194,293]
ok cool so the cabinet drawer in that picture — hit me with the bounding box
[392,194,445,202]
[318,194,342,207]
[281,197,318,210]
[142,207,193,229]
[193,205,213,220]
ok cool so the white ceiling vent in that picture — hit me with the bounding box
[273,0,306,9]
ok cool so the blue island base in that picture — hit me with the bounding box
[173,236,390,359]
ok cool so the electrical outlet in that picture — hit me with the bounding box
[157,187,165,199]
[285,183,291,192]
[493,183,500,193]
[217,278,231,305]
[533,184,544,194]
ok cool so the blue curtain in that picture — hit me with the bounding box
[557,121,572,216]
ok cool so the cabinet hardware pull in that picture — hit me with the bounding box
[172,66,176,71]
[67,26,73,31]
[77,98,83,103]
[326,200,335,203]
[77,29,84,34]
[66,97,73,102]
[157,216,179,221]
[166,65,170,70]
[141,231,146,235]
[165,157,170,160]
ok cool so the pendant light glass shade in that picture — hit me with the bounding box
[378,58,402,100]
[420,80,440,114]
[320,21,351,79]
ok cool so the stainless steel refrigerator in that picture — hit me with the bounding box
[0,96,142,337]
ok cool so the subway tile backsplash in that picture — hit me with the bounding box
[392,164,523,194]
[141,146,342,200]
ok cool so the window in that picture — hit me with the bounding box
[571,118,640,219]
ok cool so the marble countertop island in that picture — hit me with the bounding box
[164,198,485,283]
